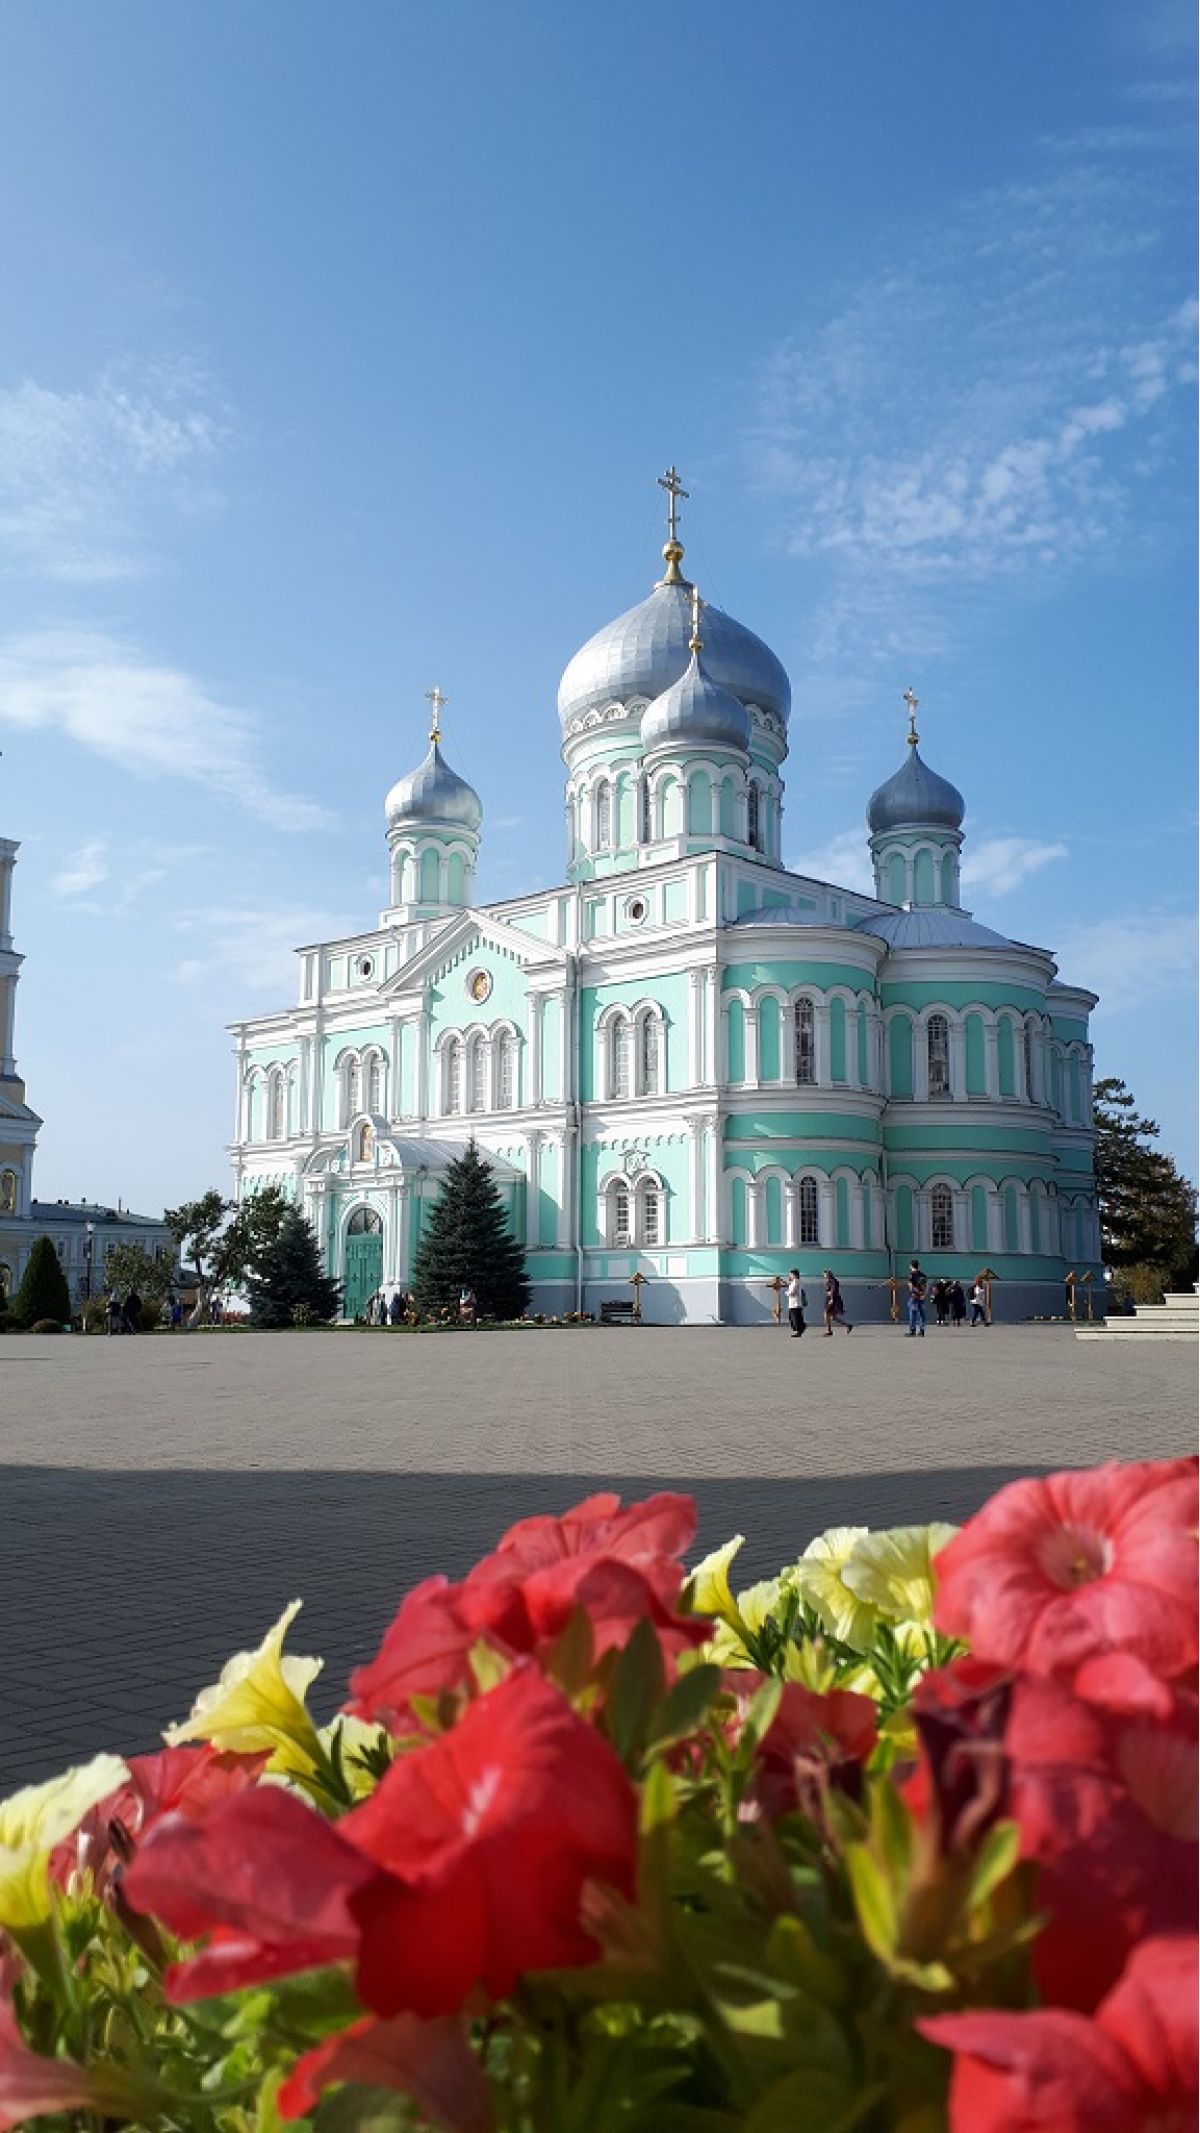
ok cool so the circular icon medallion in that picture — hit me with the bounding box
[467,968,492,1004]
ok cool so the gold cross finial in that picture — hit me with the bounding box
[903,687,919,747]
[657,465,689,584]
[425,684,447,745]
[689,583,704,655]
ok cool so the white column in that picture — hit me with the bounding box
[868,1179,884,1249]
[743,1003,759,1085]
[416,1006,431,1121]
[525,1132,542,1250]
[706,1120,721,1243]
[983,1022,1001,1101]
[949,1020,967,1103]
[849,1176,865,1250]
[1017,1189,1032,1256]
[233,1043,248,1140]
[688,1119,704,1242]
[688,969,704,1089]
[914,1190,931,1253]
[852,1005,868,1091]
[785,1184,799,1249]
[814,1004,831,1089]
[527,995,543,1108]
[558,1121,577,1250]
[914,1022,930,1102]
[869,1007,884,1092]
[953,1189,971,1254]
[818,1176,836,1249]
[706,968,720,1086]
[986,1185,1003,1254]
[395,1186,412,1284]
[388,1020,402,1121]
[747,1180,763,1248]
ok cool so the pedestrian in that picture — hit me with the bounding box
[170,1295,184,1331]
[785,1267,807,1338]
[970,1279,988,1327]
[932,1278,950,1328]
[459,1283,477,1327]
[388,1290,403,1326]
[822,1269,853,1336]
[905,1260,928,1338]
[949,1279,967,1328]
[210,1294,223,1326]
[123,1288,142,1336]
[106,1289,124,1336]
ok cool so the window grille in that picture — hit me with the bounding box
[444,1041,462,1115]
[638,777,652,844]
[613,1185,631,1245]
[497,1033,515,1109]
[747,782,761,851]
[640,1183,661,1247]
[927,1014,951,1098]
[368,1054,384,1112]
[794,999,815,1085]
[798,1175,819,1245]
[468,1039,486,1114]
[931,1183,954,1250]
[596,781,612,849]
[638,1013,660,1094]
[611,1018,631,1099]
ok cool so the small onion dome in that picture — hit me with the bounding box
[866,746,965,835]
[385,740,482,832]
[558,577,790,730]
[640,648,752,755]
[855,909,1011,950]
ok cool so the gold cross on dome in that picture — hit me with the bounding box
[903,687,919,745]
[425,684,447,744]
[658,464,689,545]
[689,583,704,653]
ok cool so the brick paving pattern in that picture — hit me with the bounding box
[0,1323,1192,1787]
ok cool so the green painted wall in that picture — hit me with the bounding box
[759,996,781,1080]
[965,1014,986,1096]
[428,944,528,1042]
[830,996,847,1082]
[998,1018,1016,1097]
[884,1123,1051,1154]
[541,994,562,1103]
[724,960,875,993]
[882,979,1047,1014]
[724,1110,879,1144]
[890,1015,914,1098]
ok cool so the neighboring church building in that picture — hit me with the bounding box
[0,833,174,1302]
[229,481,1102,1323]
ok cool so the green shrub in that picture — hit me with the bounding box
[31,1317,65,1334]
[11,1236,72,1329]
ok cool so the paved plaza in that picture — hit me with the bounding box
[0,1324,1193,1787]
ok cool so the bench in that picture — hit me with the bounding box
[600,1299,637,1325]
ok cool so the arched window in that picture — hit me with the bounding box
[468,1036,486,1114]
[794,998,816,1085]
[596,780,612,850]
[1,1169,18,1215]
[356,1121,374,1164]
[267,1070,285,1140]
[639,1178,662,1247]
[931,1183,954,1250]
[637,1010,661,1095]
[1023,1023,1035,1103]
[747,781,762,851]
[443,1039,462,1115]
[798,1176,819,1245]
[611,1182,632,1246]
[347,1206,382,1236]
[496,1031,515,1110]
[610,1015,631,1100]
[344,1055,361,1126]
[638,776,652,844]
[927,1013,951,1098]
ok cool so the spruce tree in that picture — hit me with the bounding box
[1094,1078,1198,1285]
[246,1206,342,1328]
[411,1139,529,1321]
[12,1236,73,1327]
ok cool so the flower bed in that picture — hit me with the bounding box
[1,1458,1195,2131]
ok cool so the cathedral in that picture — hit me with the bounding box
[229,478,1102,1323]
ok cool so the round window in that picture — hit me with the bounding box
[626,897,648,924]
[357,956,374,981]
[467,969,492,1004]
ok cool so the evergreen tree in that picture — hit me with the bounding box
[246,1206,341,1329]
[1094,1077,1197,1285]
[12,1236,73,1327]
[411,1139,529,1320]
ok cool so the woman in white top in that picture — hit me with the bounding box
[786,1269,807,1339]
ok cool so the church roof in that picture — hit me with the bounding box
[854,908,1013,950]
[641,648,752,755]
[726,905,844,928]
[867,744,965,835]
[385,740,482,833]
[558,576,790,730]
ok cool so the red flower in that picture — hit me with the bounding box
[344,1663,638,2017]
[1007,1673,1198,2010]
[278,2014,491,2132]
[722,1675,877,1819]
[52,1745,266,1895]
[906,1657,1013,1856]
[347,1576,481,1733]
[933,1457,1198,1682]
[459,1491,702,1661]
[921,1935,1198,2132]
[123,1785,378,2000]
[0,2006,97,2133]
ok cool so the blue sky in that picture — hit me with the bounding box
[0,0,1194,1213]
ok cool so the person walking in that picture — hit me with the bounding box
[932,1278,950,1328]
[459,1283,477,1327]
[123,1288,142,1336]
[388,1290,403,1326]
[785,1268,807,1338]
[822,1269,853,1335]
[906,1260,928,1338]
[106,1289,124,1336]
[170,1295,184,1331]
[970,1279,988,1327]
[949,1279,967,1328]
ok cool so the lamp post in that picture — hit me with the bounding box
[84,1221,95,1303]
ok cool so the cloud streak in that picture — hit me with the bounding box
[173,903,360,996]
[0,629,331,830]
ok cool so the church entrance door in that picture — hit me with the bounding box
[343,1207,383,1320]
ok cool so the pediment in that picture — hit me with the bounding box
[381,907,566,1002]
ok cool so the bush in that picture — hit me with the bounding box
[30,1317,64,1334]
[246,1207,340,1328]
[81,1296,109,1334]
[10,1235,71,1329]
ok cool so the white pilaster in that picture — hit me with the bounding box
[530,995,544,1108]
[525,1132,542,1250]
[785,1187,799,1249]
[983,1023,1001,1102]
[706,1120,721,1243]
[953,1188,970,1253]
[914,1023,930,1102]
[1017,1190,1032,1256]
[688,968,704,1089]
[743,1003,759,1086]
[814,1003,831,1089]
[416,1004,431,1122]
[949,1020,967,1102]
[705,967,720,1085]
[818,1176,836,1249]
[849,1176,865,1250]
[688,1118,704,1242]
[747,1180,763,1248]
[986,1185,1003,1254]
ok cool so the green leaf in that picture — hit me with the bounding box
[764,1915,845,2008]
[736,1677,783,1762]
[647,1663,722,1748]
[742,2070,864,2133]
[608,1617,668,1765]
[314,2085,418,2133]
[870,1769,914,1879]
[843,1844,897,1966]
[543,1605,595,1698]
[966,1818,1021,1912]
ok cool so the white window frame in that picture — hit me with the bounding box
[639,1178,662,1247]
[636,1009,662,1096]
[927,1014,951,1099]
[595,780,613,850]
[443,1038,463,1116]
[797,1175,819,1246]
[468,1035,487,1114]
[496,1030,516,1110]
[610,1014,632,1100]
[367,1052,384,1114]
[931,1182,954,1250]
[794,999,816,1086]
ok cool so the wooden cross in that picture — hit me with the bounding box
[764,1274,786,1324]
[976,1267,999,1325]
[657,465,688,545]
[1064,1269,1077,1323]
[628,1269,649,1325]
[880,1274,906,1323]
[903,687,919,746]
[425,684,447,744]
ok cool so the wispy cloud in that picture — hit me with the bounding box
[52,836,110,897]
[1051,909,1198,1013]
[0,358,227,582]
[962,837,1068,897]
[789,827,874,895]
[0,629,331,831]
[173,904,359,995]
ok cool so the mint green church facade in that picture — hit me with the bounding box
[229,499,1101,1322]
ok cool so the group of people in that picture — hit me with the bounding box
[783,1262,990,1339]
[104,1288,144,1335]
[363,1289,411,1326]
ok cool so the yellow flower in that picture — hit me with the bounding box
[316,1714,389,1800]
[840,1524,959,1628]
[165,1600,324,1773]
[684,1536,746,1629]
[789,1526,878,1651]
[0,1754,128,1929]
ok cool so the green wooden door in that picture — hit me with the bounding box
[343,1230,383,1319]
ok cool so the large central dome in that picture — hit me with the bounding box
[558,575,791,732]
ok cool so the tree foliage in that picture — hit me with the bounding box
[103,1240,175,1310]
[1093,1076,1197,1284]
[411,1139,529,1320]
[245,1206,341,1328]
[165,1184,292,1316]
[11,1235,73,1328]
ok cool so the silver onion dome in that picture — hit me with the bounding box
[866,745,965,835]
[558,577,791,731]
[641,648,752,756]
[385,741,482,833]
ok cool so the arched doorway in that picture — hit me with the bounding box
[343,1206,383,1320]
